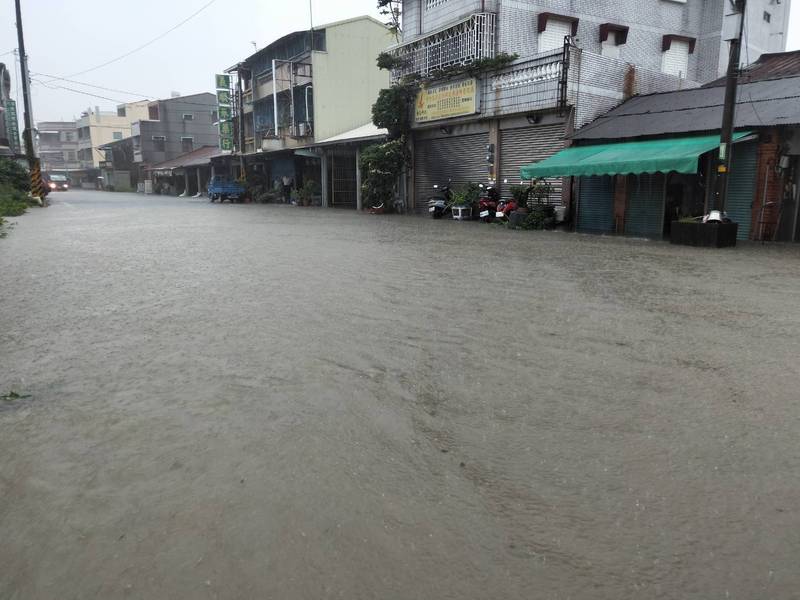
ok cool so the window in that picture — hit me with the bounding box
[152,135,166,152]
[112,131,123,140]
[662,35,695,78]
[65,151,76,161]
[182,113,194,121]
[148,105,160,120]
[538,14,578,53]
[426,0,449,7]
[212,110,218,123]
[181,137,193,153]
[763,11,771,23]
[600,24,629,59]
[117,106,126,117]
[601,31,622,59]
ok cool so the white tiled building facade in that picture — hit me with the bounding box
[401,0,790,83]
[396,0,790,210]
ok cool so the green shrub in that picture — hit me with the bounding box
[0,158,29,193]
[360,139,407,210]
[0,184,30,217]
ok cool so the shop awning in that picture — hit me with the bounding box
[520,132,752,179]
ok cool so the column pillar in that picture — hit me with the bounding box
[355,147,363,211]
[182,171,190,197]
[321,151,329,208]
[196,168,203,197]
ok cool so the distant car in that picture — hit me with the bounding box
[44,174,70,191]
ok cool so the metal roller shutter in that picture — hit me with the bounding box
[413,133,488,212]
[726,142,758,240]
[625,173,665,238]
[577,175,615,234]
[500,123,566,203]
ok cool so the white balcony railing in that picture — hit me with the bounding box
[390,13,496,79]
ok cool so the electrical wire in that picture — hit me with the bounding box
[31,72,228,107]
[39,0,220,82]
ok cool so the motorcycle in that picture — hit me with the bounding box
[428,181,453,219]
[495,196,519,221]
[477,182,500,222]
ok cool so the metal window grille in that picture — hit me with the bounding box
[390,13,496,79]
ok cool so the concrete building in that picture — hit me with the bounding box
[76,101,150,169]
[131,93,219,170]
[36,121,80,173]
[392,0,791,210]
[227,15,394,207]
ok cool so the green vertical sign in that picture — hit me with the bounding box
[5,99,20,154]
[214,74,234,151]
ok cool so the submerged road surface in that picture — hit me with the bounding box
[2,190,800,599]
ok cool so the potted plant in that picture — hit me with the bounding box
[451,182,481,220]
[296,180,317,207]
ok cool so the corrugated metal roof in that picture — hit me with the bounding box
[572,75,800,141]
[315,123,388,146]
[146,146,221,171]
[704,50,800,88]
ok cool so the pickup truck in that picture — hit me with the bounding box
[207,176,245,202]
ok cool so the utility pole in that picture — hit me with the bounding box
[14,0,45,203]
[715,0,746,213]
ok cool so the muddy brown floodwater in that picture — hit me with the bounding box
[1,191,799,599]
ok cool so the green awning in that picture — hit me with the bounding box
[520,132,752,179]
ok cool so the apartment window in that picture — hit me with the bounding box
[112,131,123,140]
[181,137,193,153]
[148,105,160,120]
[182,113,194,121]
[65,151,76,161]
[662,35,695,78]
[538,13,579,53]
[117,106,126,117]
[600,23,629,59]
[152,136,166,152]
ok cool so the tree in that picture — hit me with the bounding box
[377,0,401,40]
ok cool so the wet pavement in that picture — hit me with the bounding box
[1,190,800,599]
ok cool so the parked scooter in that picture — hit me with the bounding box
[428,181,453,219]
[477,182,500,222]
[495,196,519,221]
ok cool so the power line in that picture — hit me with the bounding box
[31,72,152,99]
[40,0,219,82]
[30,76,221,111]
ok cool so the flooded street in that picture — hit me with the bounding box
[2,190,800,599]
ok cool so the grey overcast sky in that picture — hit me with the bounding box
[2,0,799,123]
[1,0,384,122]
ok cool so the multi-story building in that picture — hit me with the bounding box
[226,16,393,207]
[131,92,219,169]
[36,121,80,173]
[75,101,150,170]
[393,0,791,209]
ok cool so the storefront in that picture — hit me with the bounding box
[522,132,757,239]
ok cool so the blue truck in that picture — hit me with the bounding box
[207,176,245,203]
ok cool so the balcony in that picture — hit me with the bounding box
[483,48,569,117]
[390,13,496,80]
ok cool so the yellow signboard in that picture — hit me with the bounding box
[415,78,478,123]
